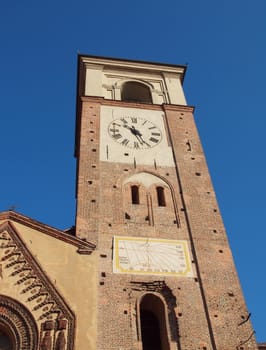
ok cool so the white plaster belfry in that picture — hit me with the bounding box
[80,55,187,105]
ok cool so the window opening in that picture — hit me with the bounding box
[131,185,140,204]
[156,187,166,207]
[140,294,170,350]
[121,82,152,103]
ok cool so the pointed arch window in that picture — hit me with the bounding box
[131,185,140,204]
[156,186,166,207]
[139,294,170,350]
[121,82,152,103]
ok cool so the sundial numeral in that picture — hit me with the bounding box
[134,141,140,149]
[151,132,160,137]
[120,117,128,124]
[148,126,156,130]
[131,117,137,123]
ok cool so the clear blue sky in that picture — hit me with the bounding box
[1,0,265,342]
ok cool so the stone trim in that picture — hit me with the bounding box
[0,221,76,350]
[0,211,95,255]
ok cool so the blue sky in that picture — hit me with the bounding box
[1,0,265,342]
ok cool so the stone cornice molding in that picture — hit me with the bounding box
[0,211,95,255]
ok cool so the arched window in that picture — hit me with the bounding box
[140,294,170,350]
[131,185,140,204]
[121,82,152,103]
[156,187,166,207]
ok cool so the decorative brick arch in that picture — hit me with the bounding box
[0,295,38,350]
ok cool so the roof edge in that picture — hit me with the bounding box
[0,210,95,254]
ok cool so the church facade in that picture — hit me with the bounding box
[0,55,260,349]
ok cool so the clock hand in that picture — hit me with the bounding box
[122,124,144,144]
[138,134,151,148]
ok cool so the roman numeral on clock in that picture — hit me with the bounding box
[134,141,140,149]
[149,137,159,143]
[121,138,129,146]
[112,133,122,140]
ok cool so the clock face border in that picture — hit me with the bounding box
[99,106,175,167]
[113,236,193,277]
[108,116,162,150]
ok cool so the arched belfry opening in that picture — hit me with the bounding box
[121,81,152,103]
[139,294,170,350]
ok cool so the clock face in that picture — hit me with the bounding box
[108,116,162,149]
[113,236,193,277]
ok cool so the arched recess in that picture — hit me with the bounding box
[121,81,153,103]
[122,172,180,226]
[138,293,170,350]
[0,295,38,350]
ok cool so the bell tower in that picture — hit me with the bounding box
[75,55,257,350]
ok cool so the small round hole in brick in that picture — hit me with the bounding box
[191,157,195,160]
[90,121,93,124]
[124,153,129,156]
[91,199,96,203]
[213,209,217,212]
[194,278,198,282]
[181,113,184,116]
[90,139,94,142]
[113,185,117,189]
[92,165,96,168]
[195,172,201,176]
[92,149,96,152]
[108,223,112,227]
[166,173,169,176]
[213,229,217,233]
[178,312,182,317]
[90,130,94,133]
[88,181,93,185]
[179,117,183,120]
[124,310,128,315]
[124,169,128,172]
[101,272,106,277]
[214,314,218,318]
[219,250,223,253]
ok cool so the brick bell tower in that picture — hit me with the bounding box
[75,55,257,350]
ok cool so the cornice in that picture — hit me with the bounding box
[79,96,195,113]
[79,54,187,79]
[0,211,95,254]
